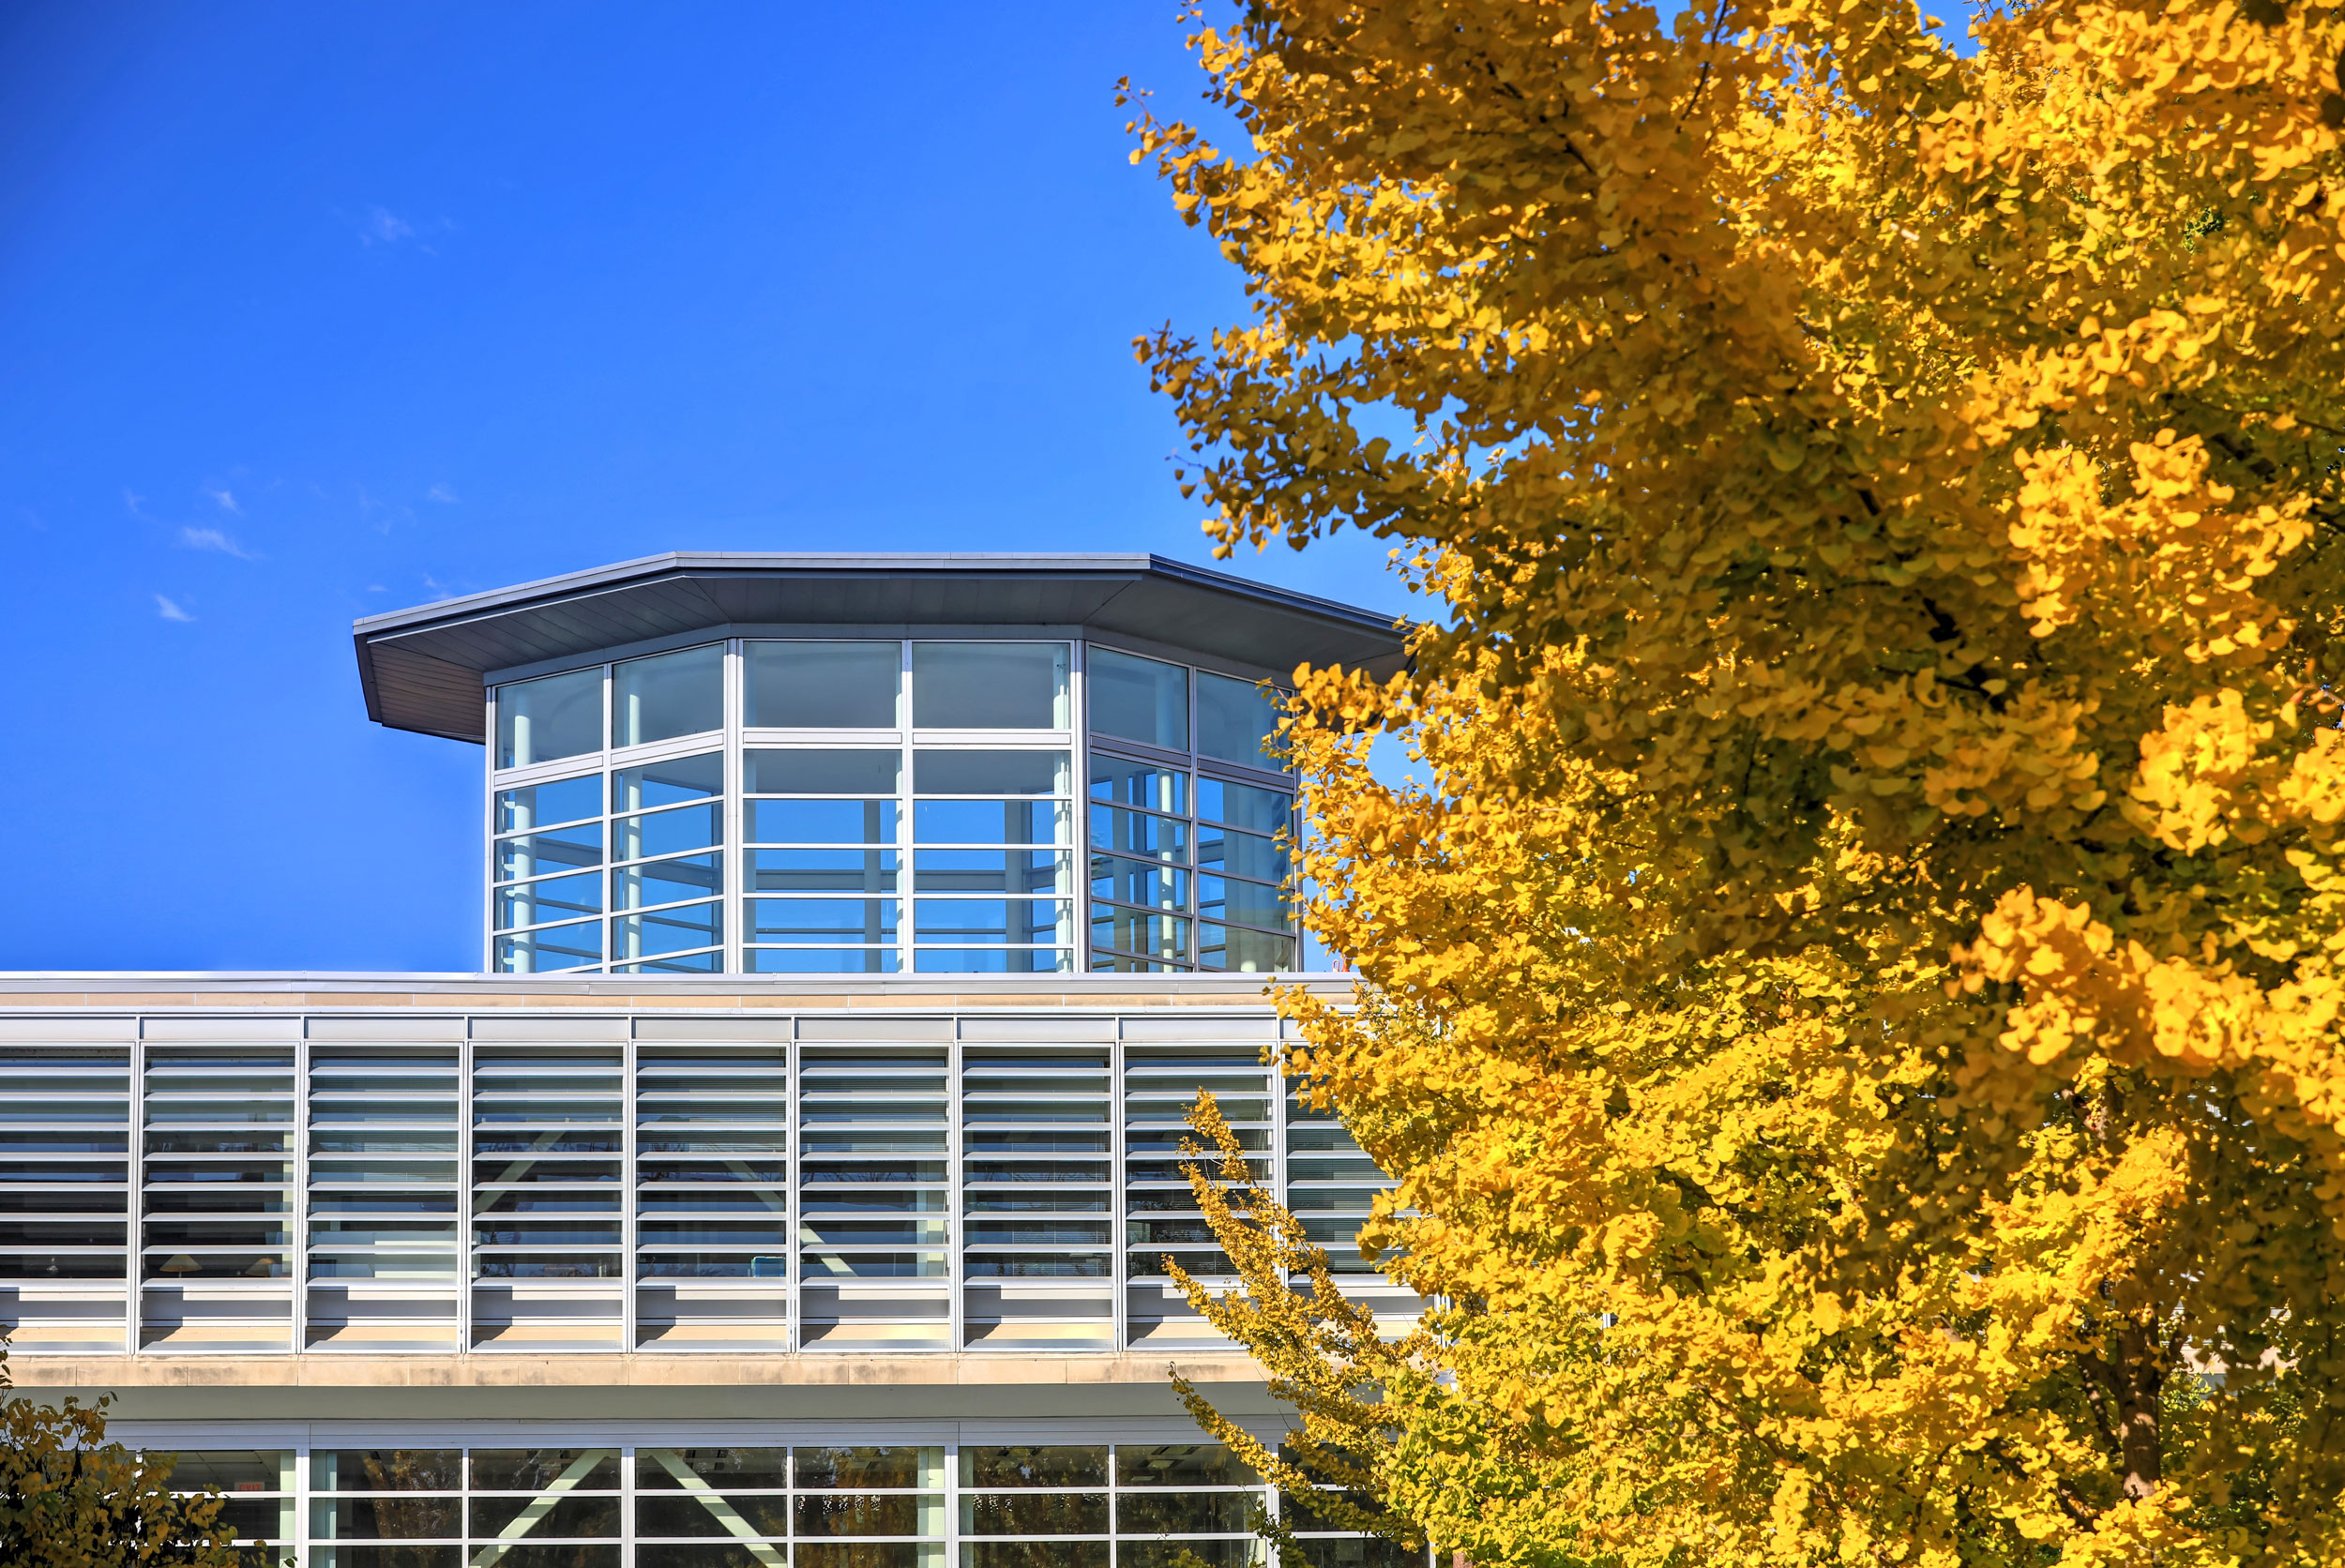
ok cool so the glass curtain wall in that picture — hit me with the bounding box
[164,1441,1426,1567]
[488,640,1309,978]
[1085,649,1300,973]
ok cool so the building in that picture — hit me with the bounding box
[0,553,1420,1567]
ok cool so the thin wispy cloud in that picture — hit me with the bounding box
[123,489,149,520]
[155,595,195,623]
[426,483,459,504]
[362,205,414,245]
[202,484,241,515]
[179,524,261,560]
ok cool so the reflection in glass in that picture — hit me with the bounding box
[750,800,896,845]
[749,898,899,942]
[1088,648,1188,749]
[911,750,1067,796]
[613,752,722,810]
[1197,776,1291,833]
[493,920,602,973]
[1089,756,1186,814]
[745,748,899,795]
[613,645,723,748]
[912,800,1067,847]
[1092,908,1189,961]
[747,947,899,973]
[744,641,900,729]
[911,642,1068,730]
[497,668,602,770]
[613,804,722,862]
[1089,806,1187,863]
[1200,924,1296,973]
[1196,825,1287,882]
[494,823,602,883]
[1195,670,1285,768]
[1092,855,1188,912]
[494,871,602,932]
[912,850,1068,895]
[613,853,722,912]
[911,948,1073,974]
[750,848,899,892]
[495,775,600,833]
[1198,873,1289,929]
[912,898,1068,944]
[612,902,722,959]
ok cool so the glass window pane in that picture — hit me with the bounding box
[913,948,1072,974]
[796,1446,946,1488]
[1196,824,1286,882]
[493,920,602,972]
[913,898,1068,943]
[1092,855,1188,912]
[635,1446,790,1489]
[912,643,1068,730]
[744,641,900,729]
[494,823,603,883]
[1200,924,1294,973]
[613,902,722,958]
[614,803,722,861]
[1088,805,1187,863]
[495,870,603,931]
[315,1450,461,1490]
[1198,776,1292,833]
[749,898,900,942]
[496,668,602,770]
[750,800,897,845]
[745,748,900,795]
[613,752,723,810]
[1087,648,1188,749]
[1089,756,1186,814]
[914,800,1068,846]
[495,775,600,833]
[1092,907,1189,961]
[613,644,723,748]
[912,850,1068,896]
[748,947,899,973]
[1114,1443,1248,1486]
[751,847,900,892]
[613,852,723,911]
[960,1446,1108,1487]
[613,952,721,974]
[469,1449,620,1491]
[1199,873,1289,929]
[1195,670,1285,769]
[913,750,1068,796]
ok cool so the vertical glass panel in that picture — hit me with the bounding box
[315,1451,463,1490]
[613,644,724,748]
[1089,756,1187,815]
[493,823,604,883]
[1195,824,1287,882]
[912,643,1069,730]
[797,1447,946,1488]
[750,847,899,893]
[494,870,603,931]
[492,920,602,973]
[496,668,602,770]
[913,751,1068,796]
[961,1447,1110,1486]
[745,749,900,794]
[495,774,601,833]
[1200,924,1296,973]
[745,641,901,729]
[612,902,723,958]
[613,804,723,862]
[750,800,897,845]
[1197,777,1292,833]
[613,752,723,811]
[913,801,1069,846]
[1087,648,1188,749]
[1198,874,1290,930]
[1195,671,1286,769]
[612,852,723,911]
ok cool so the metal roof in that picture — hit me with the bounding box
[354,551,1409,743]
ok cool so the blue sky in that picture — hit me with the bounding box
[0,2,1411,972]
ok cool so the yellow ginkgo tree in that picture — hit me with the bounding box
[1127,0,2345,1561]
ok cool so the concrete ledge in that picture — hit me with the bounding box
[10,1353,1278,1423]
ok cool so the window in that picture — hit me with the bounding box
[912,642,1068,730]
[745,748,903,974]
[496,668,601,769]
[1195,670,1285,768]
[614,644,724,748]
[1087,648,1187,751]
[745,641,902,729]
[909,749,1073,973]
